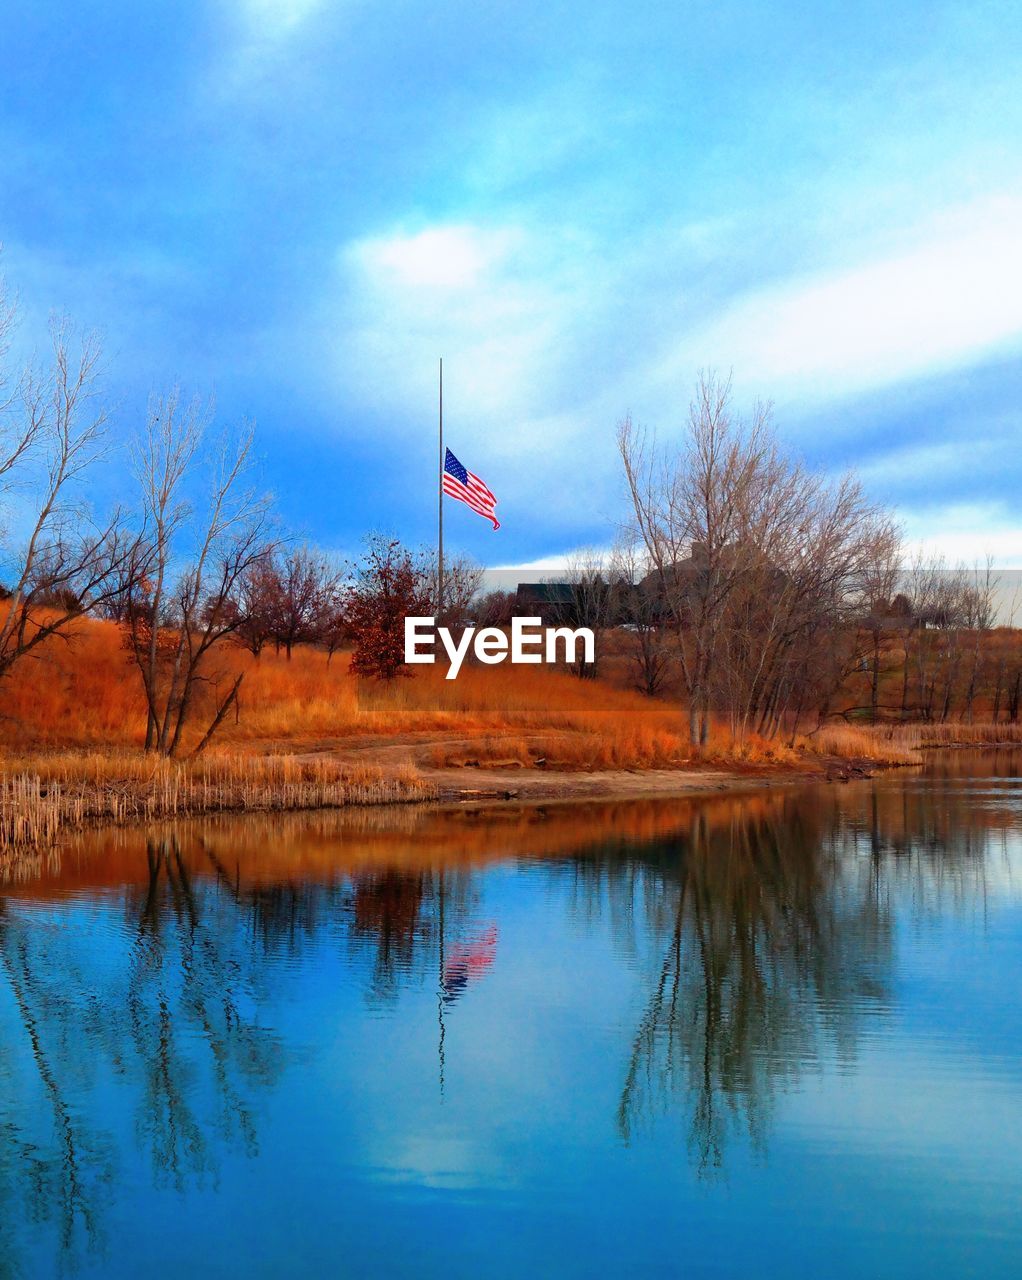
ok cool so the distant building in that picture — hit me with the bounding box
[514,582,577,624]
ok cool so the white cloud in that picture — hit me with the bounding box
[901,502,1022,570]
[856,440,985,488]
[328,220,641,544]
[216,0,335,91]
[238,0,323,36]
[354,225,520,292]
[322,192,1022,556]
[670,195,1022,405]
[336,222,582,433]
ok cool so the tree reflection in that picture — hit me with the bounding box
[596,774,1013,1175]
[0,757,1016,1268]
[351,870,429,1000]
[0,899,115,1269]
[572,797,896,1175]
[125,838,285,1188]
[0,836,288,1271]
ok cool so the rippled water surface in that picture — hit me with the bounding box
[2,752,1021,1277]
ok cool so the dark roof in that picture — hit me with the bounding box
[515,582,575,605]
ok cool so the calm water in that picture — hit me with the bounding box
[2,753,1021,1278]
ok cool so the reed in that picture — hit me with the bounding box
[881,722,1022,748]
[0,751,432,854]
[805,724,922,765]
[804,722,1022,762]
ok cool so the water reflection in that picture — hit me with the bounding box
[0,835,292,1271]
[596,801,894,1173]
[0,755,1019,1275]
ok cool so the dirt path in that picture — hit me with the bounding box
[269,729,834,804]
[419,764,819,802]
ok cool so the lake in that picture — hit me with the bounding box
[1,752,1020,1277]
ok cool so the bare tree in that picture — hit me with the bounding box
[321,587,349,665]
[902,553,951,719]
[960,557,997,724]
[619,375,779,743]
[229,556,282,657]
[860,537,903,722]
[620,372,900,745]
[470,588,516,628]
[427,553,483,628]
[270,546,342,660]
[121,391,273,756]
[992,580,1020,724]
[611,538,673,696]
[0,311,125,682]
[561,548,615,679]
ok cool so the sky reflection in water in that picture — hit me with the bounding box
[1,752,1020,1278]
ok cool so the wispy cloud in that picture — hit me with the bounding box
[668,196,1022,405]
[216,0,337,91]
[337,222,578,428]
[7,0,1022,558]
[236,0,324,37]
[902,502,1022,568]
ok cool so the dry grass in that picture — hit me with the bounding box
[804,720,1022,764]
[1,618,936,779]
[14,618,1021,854]
[805,724,922,765]
[866,722,1022,749]
[426,727,694,770]
[0,750,431,854]
[0,618,707,764]
[426,724,806,770]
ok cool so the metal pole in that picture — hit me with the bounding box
[438,357,444,621]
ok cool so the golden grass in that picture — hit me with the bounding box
[804,720,1022,764]
[427,725,812,769]
[0,750,431,854]
[13,616,1019,812]
[426,727,694,770]
[797,722,1022,766]
[882,722,1022,748]
[1,619,709,766]
[2,618,693,746]
[805,724,922,765]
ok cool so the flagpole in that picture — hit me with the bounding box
[438,357,444,621]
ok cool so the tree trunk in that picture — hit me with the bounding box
[870,631,881,722]
[992,658,1005,724]
[191,674,245,757]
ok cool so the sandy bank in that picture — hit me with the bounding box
[419,760,886,804]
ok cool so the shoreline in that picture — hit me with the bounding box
[13,729,1022,854]
[422,760,874,804]
[0,751,904,860]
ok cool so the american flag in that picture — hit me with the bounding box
[442,447,500,529]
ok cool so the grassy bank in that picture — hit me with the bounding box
[427,722,921,770]
[0,719,921,857]
[0,751,431,856]
[876,722,1022,748]
[6,616,1020,856]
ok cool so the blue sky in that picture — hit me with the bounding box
[2,0,1021,566]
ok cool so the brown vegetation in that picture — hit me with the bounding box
[0,750,429,855]
[0,297,1016,859]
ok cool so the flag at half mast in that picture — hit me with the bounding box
[442,447,500,529]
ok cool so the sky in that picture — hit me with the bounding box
[2,0,1021,568]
